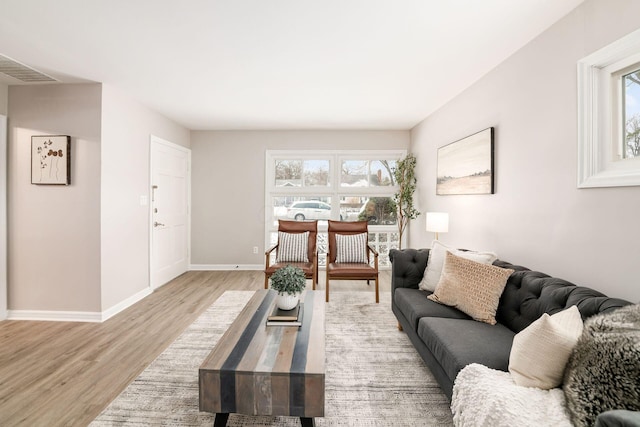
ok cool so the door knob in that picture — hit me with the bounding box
[154,221,165,227]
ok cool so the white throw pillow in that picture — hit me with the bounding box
[276,231,309,263]
[418,240,497,292]
[509,305,584,389]
[335,233,368,263]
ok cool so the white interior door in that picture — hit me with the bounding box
[150,135,190,290]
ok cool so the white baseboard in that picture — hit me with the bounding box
[0,308,7,321]
[7,309,102,323]
[101,287,153,322]
[6,287,153,323]
[189,264,263,271]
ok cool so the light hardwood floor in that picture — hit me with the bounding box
[0,270,391,427]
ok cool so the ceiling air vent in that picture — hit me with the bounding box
[0,54,56,82]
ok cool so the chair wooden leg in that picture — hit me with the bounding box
[375,276,379,304]
[325,273,330,303]
[397,322,403,331]
[264,274,269,289]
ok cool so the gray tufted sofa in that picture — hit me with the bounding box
[389,248,632,401]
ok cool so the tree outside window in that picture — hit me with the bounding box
[624,69,640,158]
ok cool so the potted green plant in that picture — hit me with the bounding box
[270,265,307,310]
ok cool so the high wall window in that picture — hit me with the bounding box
[577,28,640,188]
[266,150,405,268]
[623,68,640,159]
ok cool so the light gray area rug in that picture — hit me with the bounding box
[91,290,453,426]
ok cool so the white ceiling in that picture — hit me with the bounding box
[0,0,584,130]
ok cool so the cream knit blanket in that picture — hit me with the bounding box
[451,363,572,427]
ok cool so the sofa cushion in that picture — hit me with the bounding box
[428,252,514,325]
[418,317,515,382]
[418,240,497,292]
[508,305,583,389]
[394,288,470,330]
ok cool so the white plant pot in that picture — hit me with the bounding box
[276,293,299,311]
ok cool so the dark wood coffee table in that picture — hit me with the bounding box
[199,290,325,427]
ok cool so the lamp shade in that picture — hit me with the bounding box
[426,212,449,233]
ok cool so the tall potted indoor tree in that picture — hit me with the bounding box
[393,153,420,249]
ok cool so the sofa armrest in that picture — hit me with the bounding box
[595,410,640,427]
[389,248,430,293]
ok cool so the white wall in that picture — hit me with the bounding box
[0,84,6,319]
[8,84,102,311]
[0,83,7,115]
[190,130,409,266]
[0,114,6,320]
[5,83,190,316]
[410,0,640,303]
[100,84,190,311]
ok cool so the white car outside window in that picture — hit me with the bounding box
[286,201,332,221]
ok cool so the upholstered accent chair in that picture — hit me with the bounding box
[325,220,379,303]
[264,220,318,289]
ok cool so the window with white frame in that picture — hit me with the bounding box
[265,150,405,268]
[623,68,640,159]
[577,28,640,188]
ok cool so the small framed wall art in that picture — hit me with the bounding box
[31,135,71,185]
[436,127,494,195]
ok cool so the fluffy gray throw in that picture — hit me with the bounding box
[563,303,640,427]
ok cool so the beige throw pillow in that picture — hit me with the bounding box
[418,240,497,292]
[509,305,583,389]
[427,251,514,325]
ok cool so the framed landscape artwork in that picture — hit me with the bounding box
[436,127,494,195]
[31,135,71,185]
